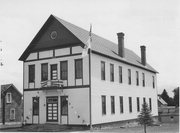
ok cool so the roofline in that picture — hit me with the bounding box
[92,50,158,74]
[2,84,22,96]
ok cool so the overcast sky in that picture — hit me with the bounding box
[0,0,179,96]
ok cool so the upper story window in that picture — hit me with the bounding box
[128,69,131,85]
[110,64,114,82]
[60,61,68,80]
[142,73,145,87]
[6,92,12,103]
[111,96,115,114]
[101,95,106,115]
[136,71,139,86]
[152,76,155,88]
[75,59,83,79]
[29,65,35,83]
[51,64,57,80]
[119,66,123,83]
[101,61,105,80]
[41,63,48,81]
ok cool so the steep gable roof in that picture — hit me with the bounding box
[19,14,157,73]
[1,84,22,96]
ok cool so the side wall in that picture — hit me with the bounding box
[91,53,158,125]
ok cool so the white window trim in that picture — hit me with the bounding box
[6,92,12,103]
[10,108,15,120]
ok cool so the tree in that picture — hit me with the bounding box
[173,87,179,107]
[161,89,175,106]
[137,102,153,133]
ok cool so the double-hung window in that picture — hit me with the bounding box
[128,69,131,85]
[10,108,15,120]
[149,98,152,110]
[29,65,35,83]
[136,71,139,86]
[41,63,48,81]
[119,66,123,83]
[119,96,123,113]
[101,61,105,80]
[111,96,115,114]
[137,97,140,112]
[129,97,132,113]
[6,92,12,103]
[75,59,83,79]
[142,73,145,87]
[60,61,68,80]
[110,64,114,82]
[152,76,155,88]
[102,96,106,115]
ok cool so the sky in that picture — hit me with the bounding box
[0,0,179,97]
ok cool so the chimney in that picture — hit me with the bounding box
[117,32,125,58]
[140,45,146,66]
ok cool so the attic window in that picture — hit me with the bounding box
[50,31,57,39]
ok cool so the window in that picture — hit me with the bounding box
[101,61,105,80]
[142,73,145,87]
[75,59,83,79]
[110,64,114,82]
[149,98,152,110]
[10,108,15,120]
[41,63,48,81]
[137,97,140,112]
[128,69,131,85]
[143,97,146,104]
[51,64,57,80]
[60,61,68,80]
[129,97,132,113]
[102,96,106,115]
[119,66,123,83]
[29,65,35,83]
[152,76,155,88]
[33,97,39,115]
[6,93,12,103]
[119,96,124,113]
[111,96,115,114]
[136,71,139,86]
[61,96,68,115]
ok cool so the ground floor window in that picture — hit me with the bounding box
[111,96,115,114]
[61,96,68,116]
[101,95,106,115]
[33,97,39,115]
[10,108,15,120]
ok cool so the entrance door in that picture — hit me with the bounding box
[61,96,68,124]
[46,97,58,122]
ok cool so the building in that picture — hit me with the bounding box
[0,84,23,125]
[158,95,168,107]
[19,15,158,126]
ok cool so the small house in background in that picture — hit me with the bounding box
[158,95,179,123]
[0,84,23,126]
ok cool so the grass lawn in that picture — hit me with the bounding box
[93,123,179,133]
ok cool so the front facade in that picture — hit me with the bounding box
[0,84,23,125]
[19,15,158,126]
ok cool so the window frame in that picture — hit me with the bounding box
[41,63,48,81]
[50,64,58,80]
[110,64,114,82]
[10,108,15,120]
[75,59,83,79]
[32,97,39,116]
[149,98,152,111]
[136,71,139,86]
[111,96,115,114]
[137,97,140,112]
[6,92,12,103]
[129,97,132,113]
[60,61,68,80]
[119,96,124,113]
[119,66,123,83]
[28,65,35,83]
[101,95,106,115]
[142,73,145,87]
[128,69,131,85]
[101,61,105,80]
[152,76,155,88]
